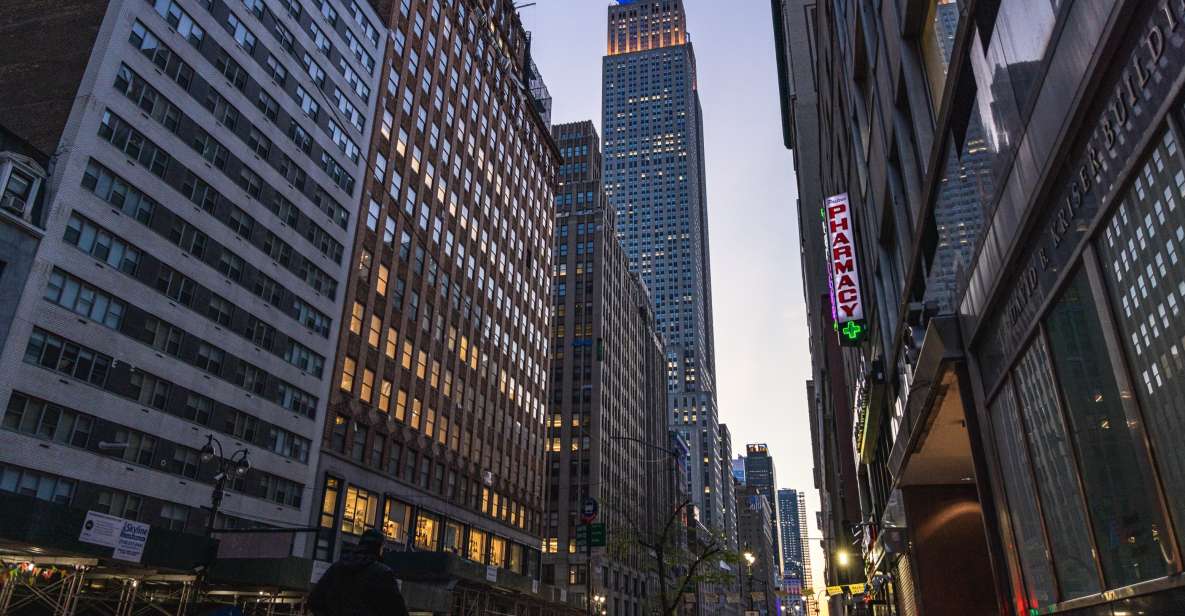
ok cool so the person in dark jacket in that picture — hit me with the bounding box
[308,529,409,616]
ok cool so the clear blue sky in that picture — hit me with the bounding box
[520,0,821,576]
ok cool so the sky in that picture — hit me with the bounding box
[519,0,823,595]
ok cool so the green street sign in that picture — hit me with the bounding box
[576,523,606,548]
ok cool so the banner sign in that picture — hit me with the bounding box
[114,519,150,563]
[80,511,150,563]
[79,511,123,548]
[825,194,866,343]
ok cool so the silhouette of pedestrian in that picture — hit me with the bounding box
[308,530,409,616]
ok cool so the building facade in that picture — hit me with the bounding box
[543,120,665,615]
[743,444,781,575]
[0,0,380,558]
[310,0,564,609]
[719,424,738,554]
[736,485,778,616]
[778,0,1185,614]
[770,2,866,613]
[777,488,810,613]
[0,127,50,351]
[602,0,726,543]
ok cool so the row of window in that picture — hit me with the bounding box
[319,475,537,575]
[113,57,347,260]
[48,259,322,379]
[0,460,195,533]
[95,108,338,299]
[327,412,536,531]
[128,14,357,208]
[202,0,367,160]
[77,164,332,337]
[3,391,306,505]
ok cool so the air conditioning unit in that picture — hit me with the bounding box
[482,470,495,486]
[1,194,26,216]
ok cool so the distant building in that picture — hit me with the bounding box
[0,125,50,350]
[602,0,728,536]
[744,444,781,573]
[543,120,665,615]
[732,455,746,485]
[778,489,810,612]
[736,485,777,616]
[719,424,738,552]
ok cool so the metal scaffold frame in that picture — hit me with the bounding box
[0,564,88,616]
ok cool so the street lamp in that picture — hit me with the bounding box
[743,550,756,612]
[592,593,607,616]
[199,435,251,536]
[835,549,850,568]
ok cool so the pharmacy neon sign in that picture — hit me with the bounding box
[825,193,866,344]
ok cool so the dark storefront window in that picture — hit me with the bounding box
[1014,336,1099,600]
[989,380,1057,608]
[1096,127,1185,547]
[1045,271,1174,588]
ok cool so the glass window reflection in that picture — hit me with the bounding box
[1014,335,1100,600]
[989,380,1058,608]
[1045,271,1174,588]
[1097,127,1185,548]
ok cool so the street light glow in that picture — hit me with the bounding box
[836,549,851,567]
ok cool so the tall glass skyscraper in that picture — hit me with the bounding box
[602,0,725,530]
[778,489,812,612]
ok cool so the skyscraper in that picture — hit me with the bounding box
[778,488,810,611]
[543,120,664,614]
[313,0,561,609]
[601,0,725,531]
[745,444,781,573]
[736,485,777,616]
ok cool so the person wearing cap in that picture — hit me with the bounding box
[308,529,409,616]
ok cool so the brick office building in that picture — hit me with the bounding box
[311,0,569,611]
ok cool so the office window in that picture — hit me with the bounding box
[341,356,356,391]
[383,498,411,544]
[414,511,440,550]
[1096,128,1185,541]
[368,314,382,348]
[341,485,379,535]
[159,503,190,531]
[442,520,463,554]
[1044,270,1173,588]
[467,528,487,563]
[350,301,364,335]
[360,369,375,402]
[989,380,1057,608]
[320,476,341,528]
[97,490,141,520]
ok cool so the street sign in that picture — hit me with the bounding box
[581,497,599,523]
[575,523,606,548]
[824,583,866,597]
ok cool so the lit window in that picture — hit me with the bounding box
[340,356,356,391]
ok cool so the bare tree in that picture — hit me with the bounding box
[612,497,739,616]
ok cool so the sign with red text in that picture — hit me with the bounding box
[825,194,866,344]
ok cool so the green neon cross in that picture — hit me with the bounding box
[842,321,863,340]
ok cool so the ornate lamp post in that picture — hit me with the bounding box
[198,435,251,536]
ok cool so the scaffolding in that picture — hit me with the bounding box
[0,557,307,616]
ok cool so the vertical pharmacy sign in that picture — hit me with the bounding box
[825,194,866,345]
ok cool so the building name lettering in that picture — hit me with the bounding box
[1000,1,1179,339]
